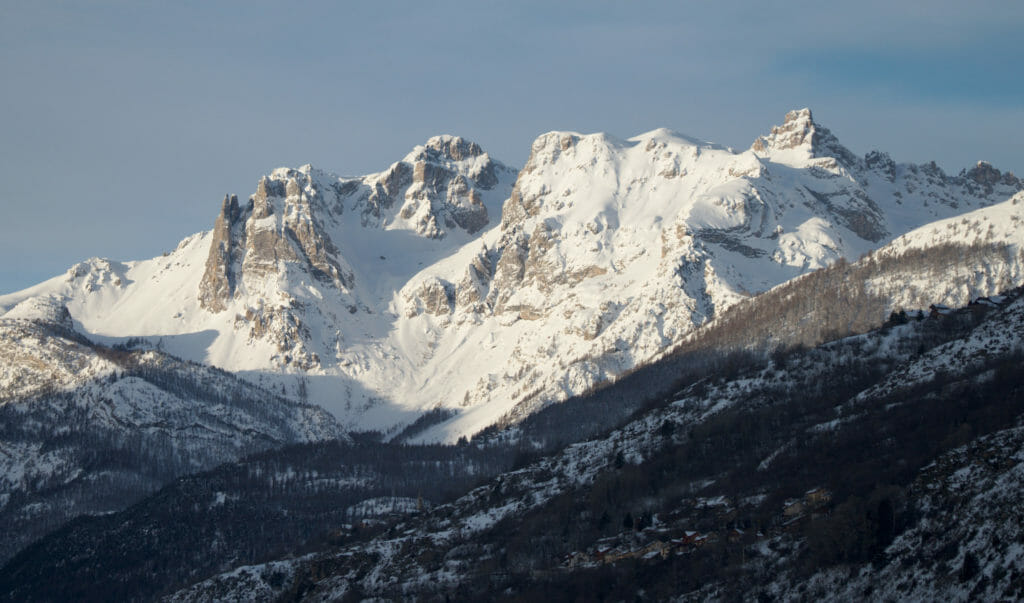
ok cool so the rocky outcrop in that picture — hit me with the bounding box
[802,187,888,243]
[189,142,515,376]
[962,161,1022,195]
[395,138,498,238]
[336,135,515,238]
[280,179,348,287]
[237,300,320,369]
[365,162,412,223]
[200,168,357,316]
[455,248,495,310]
[864,150,896,180]
[421,135,484,162]
[198,195,241,312]
[252,177,279,219]
[419,278,454,316]
[405,277,454,317]
[752,108,859,169]
[488,232,528,314]
[401,162,489,237]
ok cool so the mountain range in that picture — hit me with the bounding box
[2,108,1024,599]
[3,109,1020,443]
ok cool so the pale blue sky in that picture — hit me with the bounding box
[2,1,1022,294]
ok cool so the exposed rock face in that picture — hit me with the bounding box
[966,161,1003,187]
[237,299,320,370]
[335,135,514,238]
[198,195,241,312]
[802,186,888,243]
[403,161,486,237]
[963,161,1021,196]
[279,178,347,286]
[454,247,495,310]
[199,176,351,315]
[197,167,364,367]
[252,177,278,218]
[487,232,528,314]
[865,150,897,180]
[752,108,860,168]
[189,140,515,372]
[198,142,509,317]
[396,137,495,237]
[422,135,484,162]
[409,278,453,316]
[365,162,412,222]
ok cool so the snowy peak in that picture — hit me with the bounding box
[391,118,1024,440]
[413,135,486,164]
[197,138,517,314]
[751,107,859,169]
[322,135,515,240]
[388,135,511,236]
[500,127,744,232]
[861,152,1021,197]
[197,172,352,315]
[754,109,1024,198]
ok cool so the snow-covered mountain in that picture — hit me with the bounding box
[2,110,1021,442]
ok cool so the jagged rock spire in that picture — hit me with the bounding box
[197,194,239,312]
[752,108,859,168]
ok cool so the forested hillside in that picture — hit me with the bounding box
[162,290,1024,601]
[7,285,1024,600]
[0,314,344,565]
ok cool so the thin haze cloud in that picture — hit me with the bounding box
[0,1,1021,294]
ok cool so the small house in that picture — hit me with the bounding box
[783,499,805,517]
[804,487,832,506]
[640,540,670,560]
[929,304,953,319]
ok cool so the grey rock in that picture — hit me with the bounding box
[422,135,484,162]
[966,161,1001,187]
[752,108,860,169]
[455,248,495,309]
[197,194,240,312]
[865,150,896,180]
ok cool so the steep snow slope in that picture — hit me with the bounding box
[865,192,1024,311]
[2,112,1021,441]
